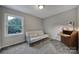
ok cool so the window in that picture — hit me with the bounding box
[5,14,24,36]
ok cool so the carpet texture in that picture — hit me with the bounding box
[0,39,76,54]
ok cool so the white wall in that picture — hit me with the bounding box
[24,15,43,31]
[78,7,79,30]
[0,7,43,48]
[43,8,77,41]
[77,7,79,51]
[0,7,2,49]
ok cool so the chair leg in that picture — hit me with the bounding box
[28,43,31,47]
[27,42,31,46]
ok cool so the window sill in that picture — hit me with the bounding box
[5,33,24,37]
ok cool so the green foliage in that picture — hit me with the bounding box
[8,16,22,34]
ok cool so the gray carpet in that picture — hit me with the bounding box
[0,39,77,54]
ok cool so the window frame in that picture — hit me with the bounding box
[4,13,24,37]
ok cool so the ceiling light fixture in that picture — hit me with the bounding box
[38,5,44,10]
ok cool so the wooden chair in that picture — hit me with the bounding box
[60,30,78,47]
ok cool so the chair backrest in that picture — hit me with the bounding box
[71,31,78,38]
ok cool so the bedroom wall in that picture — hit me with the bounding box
[0,7,2,49]
[77,7,79,52]
[0,6,43,48]
[43,8,77,41]
[77,7,79,30]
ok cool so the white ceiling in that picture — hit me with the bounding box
[3,5,77,19]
